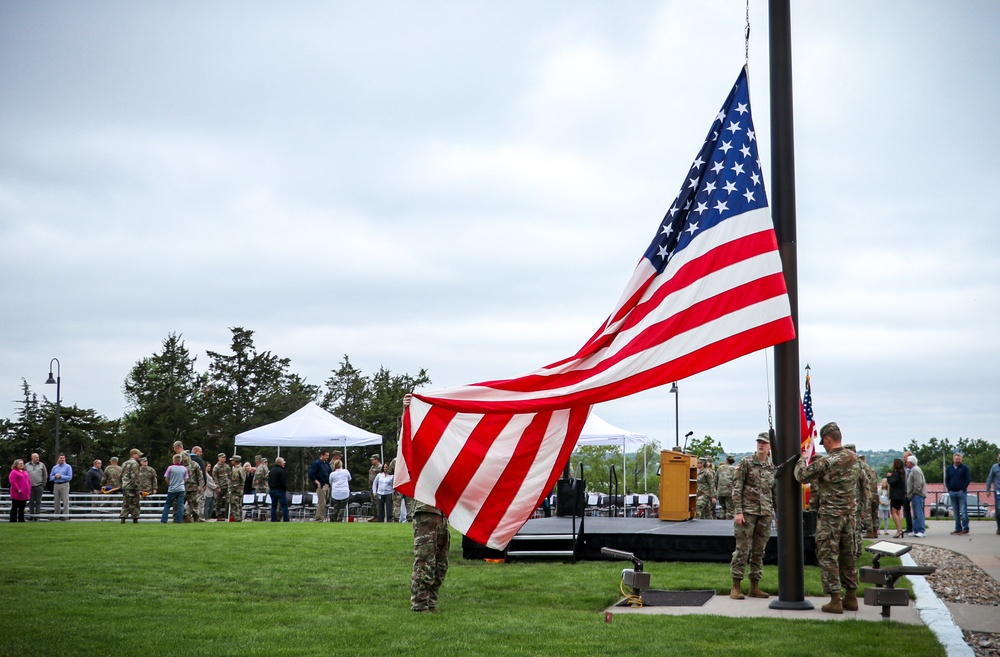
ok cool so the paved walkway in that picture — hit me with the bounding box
[605,519,999,633]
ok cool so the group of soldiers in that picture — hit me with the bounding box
[105,442,273,523]
[694,422,877,614]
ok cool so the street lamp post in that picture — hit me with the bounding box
[45,358,61,458]
[670,382,679,450]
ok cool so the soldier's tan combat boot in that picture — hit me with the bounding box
[748,580,770,598]
[821,593,843,614]
[843,589,858,611]
[729,578,745,600]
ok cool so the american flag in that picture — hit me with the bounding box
[395,67,795,550]
[801,372,817,463]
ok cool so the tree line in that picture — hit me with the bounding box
[0,328,429,491]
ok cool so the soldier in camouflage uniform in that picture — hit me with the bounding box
[184,452,205,522]
[101,456,123,492]
[213,453,231,520]
[795,421,861,614]
[138,457,157,496]
[119,449,143,523]
[859,455,879,539]
[253,456,269,495]
[729,432,776,599]
[844,445,873,554]
[410,499,449,612]
[715,455,737,520]
[228,455,245,521]
[696,458,716,519]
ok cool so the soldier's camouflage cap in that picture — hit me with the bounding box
[231,455,242,462]
[756,432,770,443]
[255,455,263,460]
[130,448,143,456]
[370,454,380,460]
[140,456,148,462]
[173,441,183,449]
[217,452,227,458]
[844,443,857,452]
[820,422,840,438]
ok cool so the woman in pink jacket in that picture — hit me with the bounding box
[8,459,31,522]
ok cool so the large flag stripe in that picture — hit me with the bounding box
[434,412,515,517]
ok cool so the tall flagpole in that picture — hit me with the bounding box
[768,0,812,610]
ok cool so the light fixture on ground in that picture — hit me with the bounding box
[45,358,61,457]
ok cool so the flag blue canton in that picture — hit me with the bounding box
[804,375,815,426]
[644,68,766,273]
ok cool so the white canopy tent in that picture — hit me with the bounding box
[577,412,649,492]
[234,402,383,466]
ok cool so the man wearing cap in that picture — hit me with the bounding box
[715,455,737,520]
[309,450,333,521]
[184,450,206,522]
[368,454,382,494]
[696,458,716,519]
[228,455,245,521]
[795,421,862,614]
[729,432,776,600]
[119,449,144,524]
[253,455,269,496]
[101,456,122,492]
[213,453,231,520]
[138,457,157,496]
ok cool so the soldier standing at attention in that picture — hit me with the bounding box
[844,444,872,556]
[101,456,123,492]
[138,457,157,496]
[696,458,716,519]
[119,449,143,524]
[729,432,776,600]
[368,454,382,495]
[228,455,245,521]
[715,455,737,520]
[213,453,231,520]
[795,421,861,614]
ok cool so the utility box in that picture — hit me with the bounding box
[658,450,697,521]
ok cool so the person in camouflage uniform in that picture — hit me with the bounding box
[843,444,873,559]
[138,457,157,496]
[696,458,716,519]
[715,455,737,520]
[213,453,231,520]
[795,421,861,614]
[119,449,143,523]
[101,456,123,492]
[410,498,449,611]
[729,432,776,599]
[253,456,269,495]
[228,455,245,521]
[184,452,205,522]
[859,454,879,539]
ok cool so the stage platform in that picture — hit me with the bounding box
[463,516,817,565]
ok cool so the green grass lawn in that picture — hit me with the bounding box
[0,523,945,657]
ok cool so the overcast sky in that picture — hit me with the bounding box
[2,1,998,455]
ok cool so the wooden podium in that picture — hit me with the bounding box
[658,450,697,521]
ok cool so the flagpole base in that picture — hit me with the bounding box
[769,599,815,610]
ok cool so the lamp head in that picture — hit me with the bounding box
[669,382,678,393]
[45,373,57,385]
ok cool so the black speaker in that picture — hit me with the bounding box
[556,479,586,517]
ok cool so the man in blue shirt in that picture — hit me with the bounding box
[308,450,333,522]
[945,452,972,535]
[985,452,1000,536]
[49,453,73,519]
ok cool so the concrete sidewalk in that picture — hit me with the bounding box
[894,519,1000,634]
[605,519,998,632]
